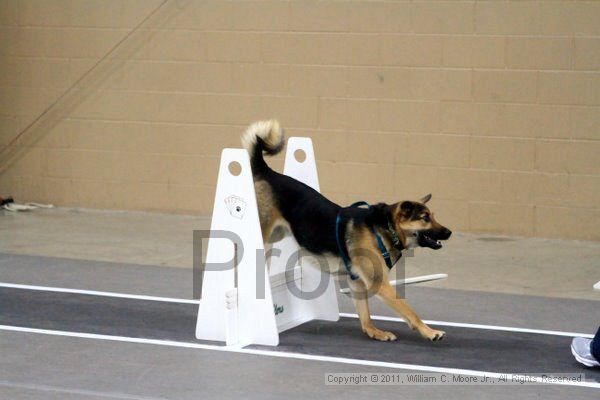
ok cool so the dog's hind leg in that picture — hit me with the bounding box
[348,278,397,341]
[259,209,280,244]
[254,180,282,244]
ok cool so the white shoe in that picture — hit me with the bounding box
[571,337,600,368]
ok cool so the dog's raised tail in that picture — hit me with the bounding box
[241,119,284,175]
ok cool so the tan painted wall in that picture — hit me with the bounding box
[0,0,599,240]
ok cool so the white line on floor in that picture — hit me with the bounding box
[0,324,598,390]
[340,313,595,339]
[0,282,199,304]
[0,282,594,338]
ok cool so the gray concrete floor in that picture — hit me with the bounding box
[1,207,599,399]
[1,207,598,300]
[3,331,597,400]
[0,208,205,269]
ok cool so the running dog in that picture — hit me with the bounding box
[242,120,452,342]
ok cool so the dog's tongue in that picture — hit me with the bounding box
[421,233,442,250]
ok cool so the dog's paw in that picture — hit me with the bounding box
[364,326,397,342]
[420,327,446,342]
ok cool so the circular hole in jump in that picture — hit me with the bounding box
[294,149,306,163]
[228,161,242,176]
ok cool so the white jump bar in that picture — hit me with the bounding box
[339,273,448,294]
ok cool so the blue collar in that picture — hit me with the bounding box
[335,201,401,281]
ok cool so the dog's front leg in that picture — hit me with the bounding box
[348,278,397,341]
[349,230,445,342]
[375,283,445,342]
[351,255,445,341]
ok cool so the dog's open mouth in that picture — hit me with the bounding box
[417,231,443,250]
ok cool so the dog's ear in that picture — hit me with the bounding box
[400,201,415,215]
[419,193,432,204]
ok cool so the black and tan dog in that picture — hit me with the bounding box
[242,120,452,342]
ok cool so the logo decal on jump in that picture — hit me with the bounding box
[273,303,284,315]
[225,195,246,219]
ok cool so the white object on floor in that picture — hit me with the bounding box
[339,273,448,294]
[26,202,54,208]
[2,202,54,212]
[594,281,600,291]
[196,138,339,347]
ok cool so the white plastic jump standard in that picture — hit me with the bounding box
[196,138,339,347]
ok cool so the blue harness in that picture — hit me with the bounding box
[335,201,401,280]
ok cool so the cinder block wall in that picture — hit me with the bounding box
[0,1,599,240]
